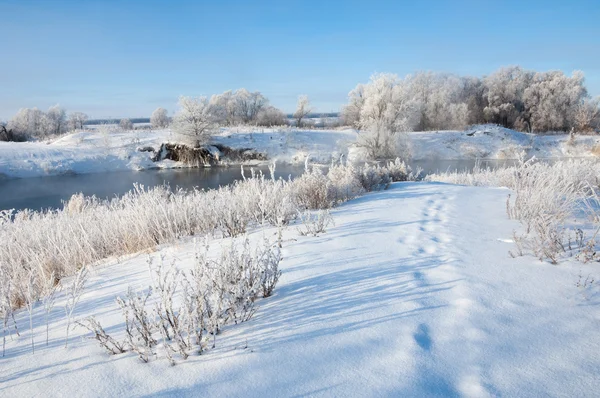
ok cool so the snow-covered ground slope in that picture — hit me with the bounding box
[411,124,600,160]
[0,128,355,179]
[1,125,599,179]
[0,130,168,179]
[2,182,599,397]
[212,126,354,164]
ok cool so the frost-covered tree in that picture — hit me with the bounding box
[344,66,594,134]
[235,89,268,124]
[5,105,69,140]
[209,89,270,125]
[483,66,533,129]
[172,96,217,147]
[46,105,66,135]
[7,108,47,139]
[150,107,169,129]
[209,90,237,125]
[460,76,488,126]
[522,70,587,132]
[256,106,287,126]
[341,84,365,128]
[406,72,469,130]
[294,95,312,127]
[354,73,417,159]
[119,118,133,130]
[573,98,600,132]
[68,112,88,131]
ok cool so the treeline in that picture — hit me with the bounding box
[0,89,316,142]
[3,66,598,143]
[86,118,150,125]
[342,66,600,134]
[0,106,89,142]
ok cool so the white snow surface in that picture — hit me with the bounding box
[0,128,355,179]
[1,125,599,179]
[410,125,600,160]
[2,182,599,397]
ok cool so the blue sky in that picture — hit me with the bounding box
[1,0,599,119]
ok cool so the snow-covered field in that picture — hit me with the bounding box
[1,125,599,179]
[411,125,600,160]
[2,182,599,397]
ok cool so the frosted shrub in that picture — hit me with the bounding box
[294,167,331,209]
[256,237,282,298]
[240,165,297,227]
[385,157,412,181]
[117,287,156,362]
[326,163,364,204]
[82,237,281,364]
[78,316,127,355]
[356,163,392,192]
[0,161,406,310]
[297,209,334,237]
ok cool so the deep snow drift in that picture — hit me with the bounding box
[1,125,599,179]
[1,182,599,397]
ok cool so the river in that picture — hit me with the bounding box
[0,159,517,212]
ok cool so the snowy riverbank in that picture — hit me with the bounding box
[1,182,599,397]
[1,125,599,179]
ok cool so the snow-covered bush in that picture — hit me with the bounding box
[256,106,287,126]
[506,160,584,263]
[293,167,331,209]
[117,287,156,362]
[119,118,133,131]
[240,165,297,226]
[297,209,334,237]
[355,163,392,192]
[80,237,281,364]
[78,316,127,355]
[326,163,365,204]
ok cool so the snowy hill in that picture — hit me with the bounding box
[2,182,599,397]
